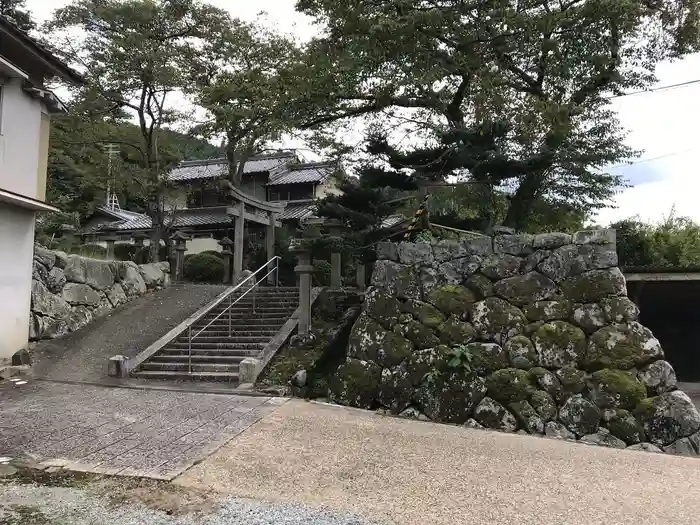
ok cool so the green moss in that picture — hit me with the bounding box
[531,321,586,368]
[605,409,644,445]
[590,369,647,410]
[504,335,537,369]
[402,299,446,328]
[436,316,477,346]
[329,358,382,409]
[633,397,657,419]
[529,367,563,400]
[560,268,625,303]
[485,368,534,405]
[428,285,477,317]
[465,273,494,299]
[509,400,544,433]
[400,320,440,350]
[522,300,571,322]
[586,324,661,371]
[556,367,587,396]
[465,342,508,375]
[530,390,557,421]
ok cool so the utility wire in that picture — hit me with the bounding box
[607,147,700,170]
[607,78,700,99]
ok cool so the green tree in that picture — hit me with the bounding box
[48,0,230,261]
[188,20,306,189]
[296,0,700,230]
[0,0,35,31]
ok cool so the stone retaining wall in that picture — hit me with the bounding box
[329,229,700,455]
[30,244,170,341]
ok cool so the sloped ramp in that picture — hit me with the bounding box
[31,284,227,383]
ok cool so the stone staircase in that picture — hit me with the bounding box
[132,287,298,382]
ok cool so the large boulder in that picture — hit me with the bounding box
[638,360,677,395]
[436,316,477,346]
[485,368,534,405]
[347,313,413,367]
[664,438,699,457]
[570,303,607,334]
[396,321,440,350]
[67,306,94,332]
[376,242,398,261]
[402,300,446,328]
[365,287,401,328]
[106,283,128,308]
[138,262,167,288]
[560,267,626,303]
[420,267,443,299]
[545,421,575,440]
[509,400,544,434]
[558,394,601,436]
[465,342,508,375]
[634,391,700,447]
[329,358,382,409]
[474,397,518,432]
[464,273,494,299]
[119,262,147,297]
[586,322,663,371]
[494,272,557,306]
[34,244,56,269]
[529,367,563,401]
[538,244,617,282]
[600,297,639,324]
[63,255,115,291]
[433,240,468,262]
[46,267,67,294]
[62,283,102,306]
[32,260,48,283]
[405,346,453,385]
[531,321,586,369]
[504,335,537,370]
[493,234,534,256]
[555,367,587,398]
[580,430,626,449]
[532,232,572,250]
[530,391,557,421]
[427,285,477,318]
[37,315,69,339]
[480,253,522,280]
[589,369,647,410]
[416,371,487,424]
[31,279,70,319]
[522,300,571,322]
[377,365,414,414]
[603,409,644,445]
[471,297,527,345]
[371,260,421,300]
[397,242,433,266]
[572,229,616,245]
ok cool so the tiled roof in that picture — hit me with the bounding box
[381,215,409,228]
[267,161,336,186]
[279,201,317,221]
[167,152,298,182]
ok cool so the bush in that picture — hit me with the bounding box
[313,259,332,286]
[73,244,107,259]
[183,253,225,283]
[199,250,223,259]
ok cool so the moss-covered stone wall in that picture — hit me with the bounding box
[329,229,700,455]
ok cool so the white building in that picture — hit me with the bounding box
[0,17,83,364]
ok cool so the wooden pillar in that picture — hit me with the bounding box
[233,201,245,284]
[267,212,276,285]
[330,252,342,288]
[219,236,234,285]
[356,263,366,291]
[296,249,313,335]
[171,231,189,282]
[105,235,117,260]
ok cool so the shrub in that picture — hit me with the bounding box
[313,259,332,286]
[73,244,107,259]
[199,250,224,259]
[183,253,225,283]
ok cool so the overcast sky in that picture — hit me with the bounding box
[27,0,700,226]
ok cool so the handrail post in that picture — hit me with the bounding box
[275,257,279,287]
[188,325,192,374]
[228,293,232,337]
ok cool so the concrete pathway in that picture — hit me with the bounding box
[0,380,283,480]
[176,399,700,525]
[31,284,226,383]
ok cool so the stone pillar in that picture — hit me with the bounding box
[171,231,189,282]
[326,219,347,290]
[219,236,234,285]
[290,239,312,335]
[233,201,245,284]
[267,212,276,286]
[356,263,366,291]
[104,235,118,260]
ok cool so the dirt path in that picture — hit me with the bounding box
[176,399,700,525]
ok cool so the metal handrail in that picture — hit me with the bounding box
[186,256,281,373]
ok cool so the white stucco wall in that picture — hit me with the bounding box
[0,77,44,200]
[0,204,35,363]
[316,179,343,199]
[186,237,220,254]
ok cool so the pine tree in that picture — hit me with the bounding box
[0,0,35,31]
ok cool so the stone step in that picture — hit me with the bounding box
[140,361,240,373]
[176,330,277,339]
[150,354,248,364]
[211,300,299,309]
[192,318,289,328]
[205,306,297,315]
[132,370,240,382]
[182,335,272,344]
[159,348,260,357]
[169,341,265,350]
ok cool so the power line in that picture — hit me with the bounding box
[607,78,700,99]
[607,147,700,170]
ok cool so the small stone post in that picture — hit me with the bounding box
[233,201,245,284]
[326,219,347,289]
[290,239,313,335]
[266,212,276,285]
[104,235,118,260]
[356,263,366,291]
[219,236,234,285]
[171,231,189,282]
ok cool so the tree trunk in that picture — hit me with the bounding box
[503,170,547,231]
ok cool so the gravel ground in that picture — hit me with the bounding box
[0,481,383,525]
[30,284,227,383]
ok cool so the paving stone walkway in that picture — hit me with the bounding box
[0,380,285,480]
